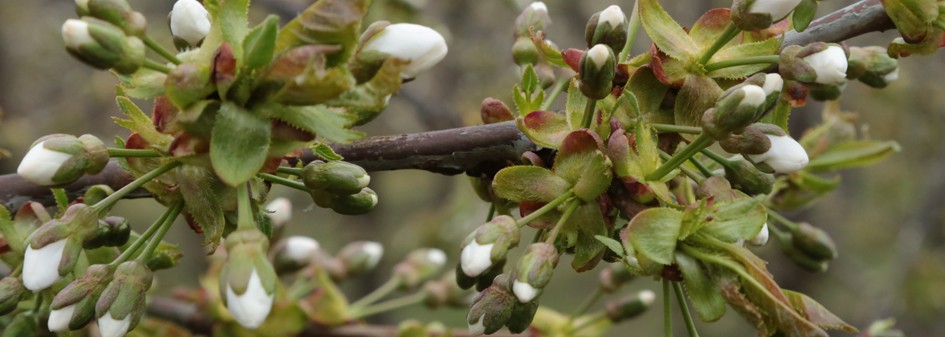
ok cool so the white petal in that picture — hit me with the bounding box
[426,248,447,267]
[17,142,73,186]
[586,44,611,69]
[97,312,131,337]
[598,5,626,27]
[638,289,657,305]
[226,270,274,329]
[528,2,548,15]
[467,315,486,336]
[170,0,211,45]
[61,20,92,50]
[805,45,848,85]
[512,280,539,303]
[284,236,319,263]
[460,242,494,277]
[739,85,767,108]
[749,0,802,21]
[762,73,784,96]
[749,135,809,173]
[48,304,76,332]
[23,240,67,291]
[361,23,448,79]
[883,67,899,83]
[749,223,770,246]
[361,242,384,270]
[265,198,293,227]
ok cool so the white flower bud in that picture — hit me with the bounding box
[170,0,211,46]
[749,134,809,173]
[460,241,494,278]
[47,304,76,332]
[467,314,486,336]
[738,84,767,107]
[586,44,611,70]
[761,73,784,96]
[283,236,319,263]
[528,2,548,15]
[748,0,802,21]
[226,269,274,329]
[22,240,67,291]
[97,312,131,337]
[427,248,447,267]
[62,20,93,50]
[264,197,292,227]
[804,45,848,85]
[512,280,539,303]
[17,141,74,187]
[361,241,384,269]
[749,223,770,246]
[598,5,626,27]
[361,23,448,79]
[638,289,656,305]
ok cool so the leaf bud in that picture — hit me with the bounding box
[579,44,616,100]
[17,134,107,187]
[585,5,628,52]
[302,161,370,195]
[510,242,558,303]
[459,215,520,279]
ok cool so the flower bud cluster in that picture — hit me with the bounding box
[304,161,378,215]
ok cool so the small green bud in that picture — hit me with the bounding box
[599,264,635,293]
[84,216,131,249]
[846,46,899,88]
[512,37,540,66]
[86,0,148,36]
[466,274,516,336]
[722,155,775,195]
[791,222,837,260]
[336,241,384,278]
[606,290,656,322]
[702,84,767,140]
[0,277,26,315]
[394,248,448,289]
[510,242,559,303]
[62,18,145,74]
[579,44,616,100]
[328,188,378,215]
[585,5,628,52]
[302,161,370,194]
[480,97,514,124]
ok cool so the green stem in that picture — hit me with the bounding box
[92,161,181,215]
[236,183,256,230]
[698,23,739,65]
[581,99,599,129]
[110,202,178,267]
[688,157,713,178]
[571,311,608,333]
[541,77,569,111]
[699,148,734,169]
[33,293,43,314]
[619,0,641,62]
[766,209,799,231]
[350,277,403,309]
[288,279,319,300]
[674,282,701,337]
[704,55,780,73]
[516,190,576,227]
[275,166,303,177]
[663,279,672,337]
[532,228,546,243]
[486,204,496,222]
[107,148,162,158]
[546,200,580,244]
[138,201,183,260]
[933,20,945,31]
[258,173,308,192]
[652,123,703,134]
[143,59,172,74]
[349,290,428,319]
[142,35,181,65]
[647,134,713,181]
[568,288,604,328]
[658,150,705,184]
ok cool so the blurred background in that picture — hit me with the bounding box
[0,0,943,336]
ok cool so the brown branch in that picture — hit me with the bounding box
[147,297,527,337]
[0,0,896,211]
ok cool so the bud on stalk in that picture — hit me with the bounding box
[17,134,107,187]
[466,274,516,336]
[579,44,616,100]
[510,242,559,303]
[95,261,152,337]
[62,18,145,74]
[22,204,101,291]
[336,241,384,279]
[49,264,114,332]
[585,5,628,52]
[302,161,371,194]
[394,248,447,289]
[459,215,520,279]
[791,222,837,260]
[846,46,899,88]
[701,84,767,140]
[606,290,656,322]
[271,236,320,275]
[220,228,277,329]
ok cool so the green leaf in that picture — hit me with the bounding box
[595,235,625,257]
[310,143,343,161]
[210,102,271,186]
[626,67,669,116]
[792,0,818,32]
[689,9,734,50]
[565,78,589,128]
[674,75,722,127]
[177,165,226,246]
[700,195,767,243]
[553,130,603,181]
[638,0,698,62]
[566,203,609,272]
[275,0,369,65]
[783,290,858,333]
[202,0,251,64]
[760,99,791,130]
[115,69,166,99]
[626,207,682,265]
[269,105,365,144]
[324,58,405,125]
[243,15,280,72]
[707,37,781,79]
[492,166,571,203]
[806,141,901,172]
[113,97,173,147]
[517,110,571,149]
[572,151,613,202]
[676,251,726,322]
[513,65,544,116]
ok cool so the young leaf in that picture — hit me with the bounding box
[595,235,625,257]
[210,102,271,186]
[517,110,571,149]
[638,0,699,62]
[275,0,369,65]
[676,251,726,322]
[626,207,682,265]
[113,97,173,147]
[625,67,669,116]
[311,143,344,161]
[565,78,589,128]
[707,37,781,79]
[700,195,767,243]
[689,9,734,50]
[202,0,251,65]
[268,104,365,144]
[242,15,280,71]
[792,0,818,32]
[553,130,604,182]
[674,75,723,127]
[492,166,571,203]
[806,141,901,172]
[566,203,609,271]
[177,165,226,247]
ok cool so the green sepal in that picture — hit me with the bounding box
[805,140,901,172]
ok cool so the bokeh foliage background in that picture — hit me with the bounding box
[0,0,943,336]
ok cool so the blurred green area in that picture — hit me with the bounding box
[0,0,943,336]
